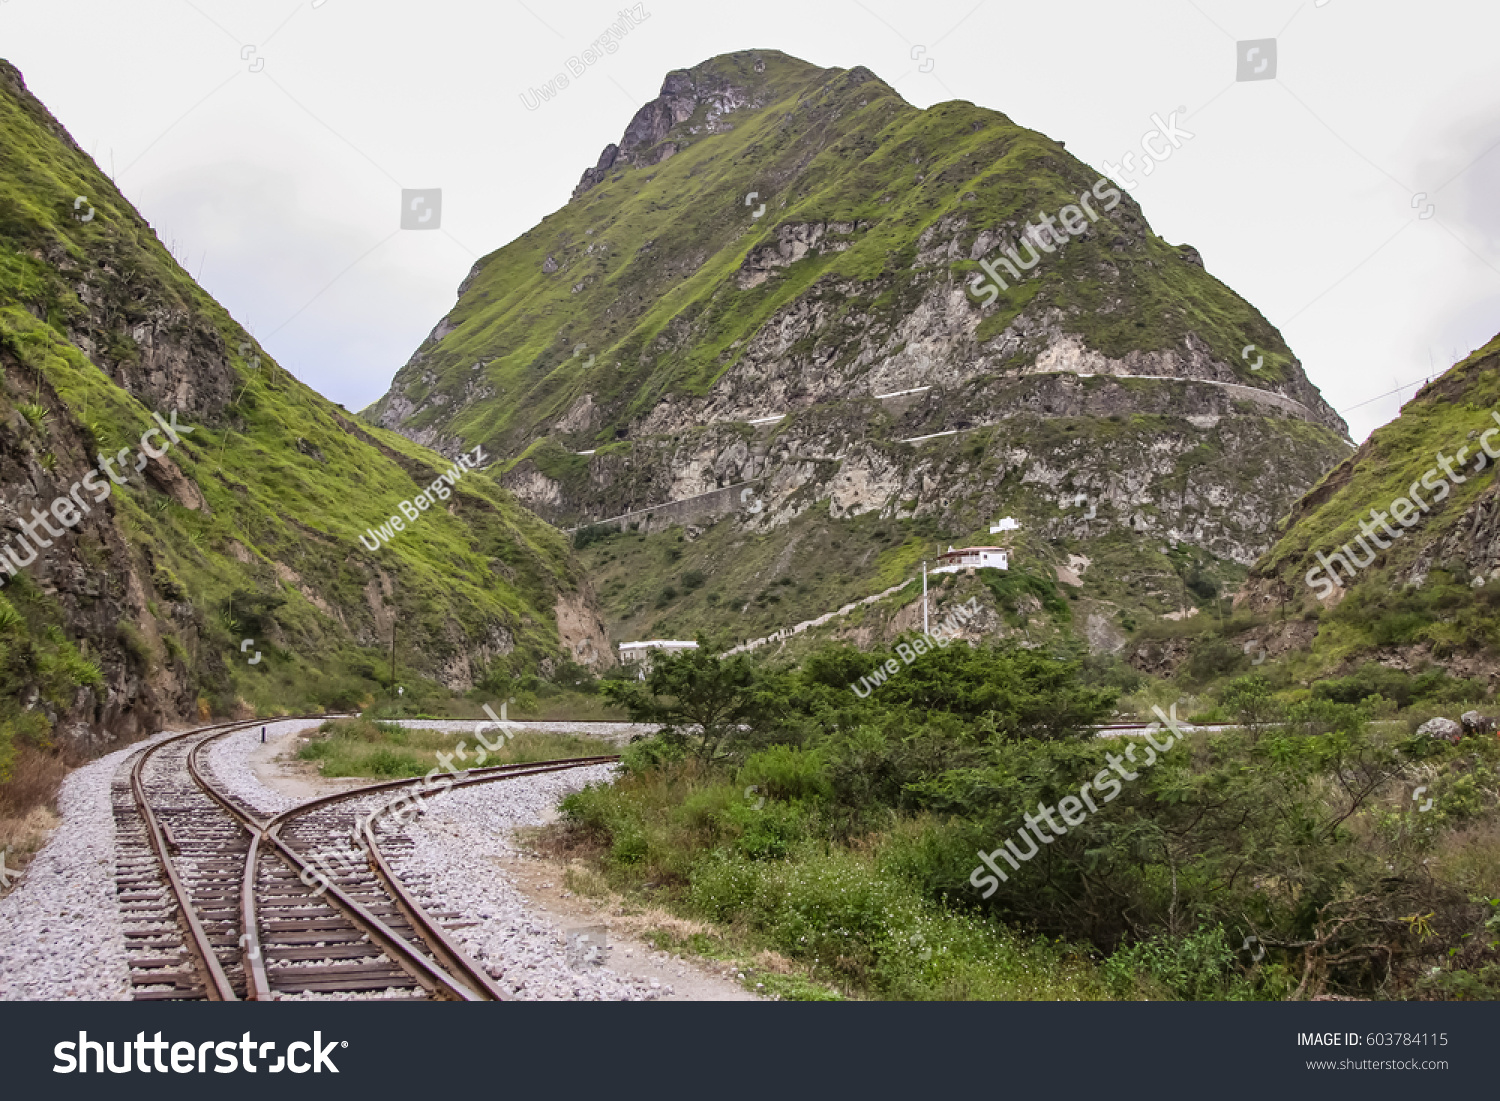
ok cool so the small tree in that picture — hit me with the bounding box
[1219,674,1282,729]
[602,642,775,760]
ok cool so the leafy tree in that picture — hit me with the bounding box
[602,641,780,760]
[875,640,1117,742]
[1218,675,1282,728]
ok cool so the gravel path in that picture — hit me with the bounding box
[381,765,676,1000]
[205,718,320,817]
[0,727,185,1001]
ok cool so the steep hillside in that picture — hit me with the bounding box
[371,49,1351,650]
[0,60,609,762]
[1238,332,1500,677]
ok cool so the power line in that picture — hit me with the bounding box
[1338,376,1430,415]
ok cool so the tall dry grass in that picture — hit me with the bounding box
[0,742,75,893]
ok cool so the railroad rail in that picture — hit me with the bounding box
[114,717,618,1002]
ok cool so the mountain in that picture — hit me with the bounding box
[369,49,1352,652]
[1237,332,1500,677]
[0,60,610,759]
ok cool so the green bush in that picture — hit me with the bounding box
[1101,924,1253,1000]
[365,747,425,777]
[737,745,831,803]
[722,799,812,860]
[572,523,618,550]
[1312,663,1484,710]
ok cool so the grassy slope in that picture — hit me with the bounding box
[373,50,1332,455]
[0,59,588,721]
[1244,333,1500,669]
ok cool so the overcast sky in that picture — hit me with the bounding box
[3,0,1497,441]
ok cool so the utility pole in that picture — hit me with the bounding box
[922,560,929,636]
[390,618,397,691]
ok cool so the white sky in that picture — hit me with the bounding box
[3,0,1497,441]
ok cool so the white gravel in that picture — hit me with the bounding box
[380,764,671,1000]
[0,719,327,1002]
[212,722,680,1000]
[0,727,186,1001]
[206,719,319,817]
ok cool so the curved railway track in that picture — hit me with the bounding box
[113,717,618,1002]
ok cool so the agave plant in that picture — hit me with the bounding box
[18,403,48,430]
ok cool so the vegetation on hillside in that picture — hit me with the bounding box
[551,642,1500,1001]
[374,51,1337,458]
[1243,334,1500,668]
[0,58,606,851]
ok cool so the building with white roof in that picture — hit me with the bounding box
[618,640,699,667]
[930,546,1009,575]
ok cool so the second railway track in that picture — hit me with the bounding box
[113,717,618,1002]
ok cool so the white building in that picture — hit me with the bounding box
[931,546,1009,575]
[618,640,699,667]
[989,517,1021,535]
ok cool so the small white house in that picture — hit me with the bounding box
[931,546,1009,575]
[989,517,1021,535]
[618,640,698,667]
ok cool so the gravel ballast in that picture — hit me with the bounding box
[2,720,702,1001]
[0,719,325,1002]
[0,728,183,1001]
[379,764,672,1000]
[203,724,698,1000]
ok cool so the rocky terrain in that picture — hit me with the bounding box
[370,50,1351,651]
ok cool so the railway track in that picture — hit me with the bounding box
[112,717,618,1002]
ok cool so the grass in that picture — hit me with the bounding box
[544,854,847,1000]
[551,759,1109,1001]
[295,717,617,780]
[1255,333,1500,631]
[0,56,605,764]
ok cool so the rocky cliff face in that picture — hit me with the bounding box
[0,60,609,757]
[370,50,1350,649]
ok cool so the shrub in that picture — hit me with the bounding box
[572,523,617,550]
[1218,675,1282,727]
[737,745,831,803]
[619,735,686,774]
[1101,924,1252,1000]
